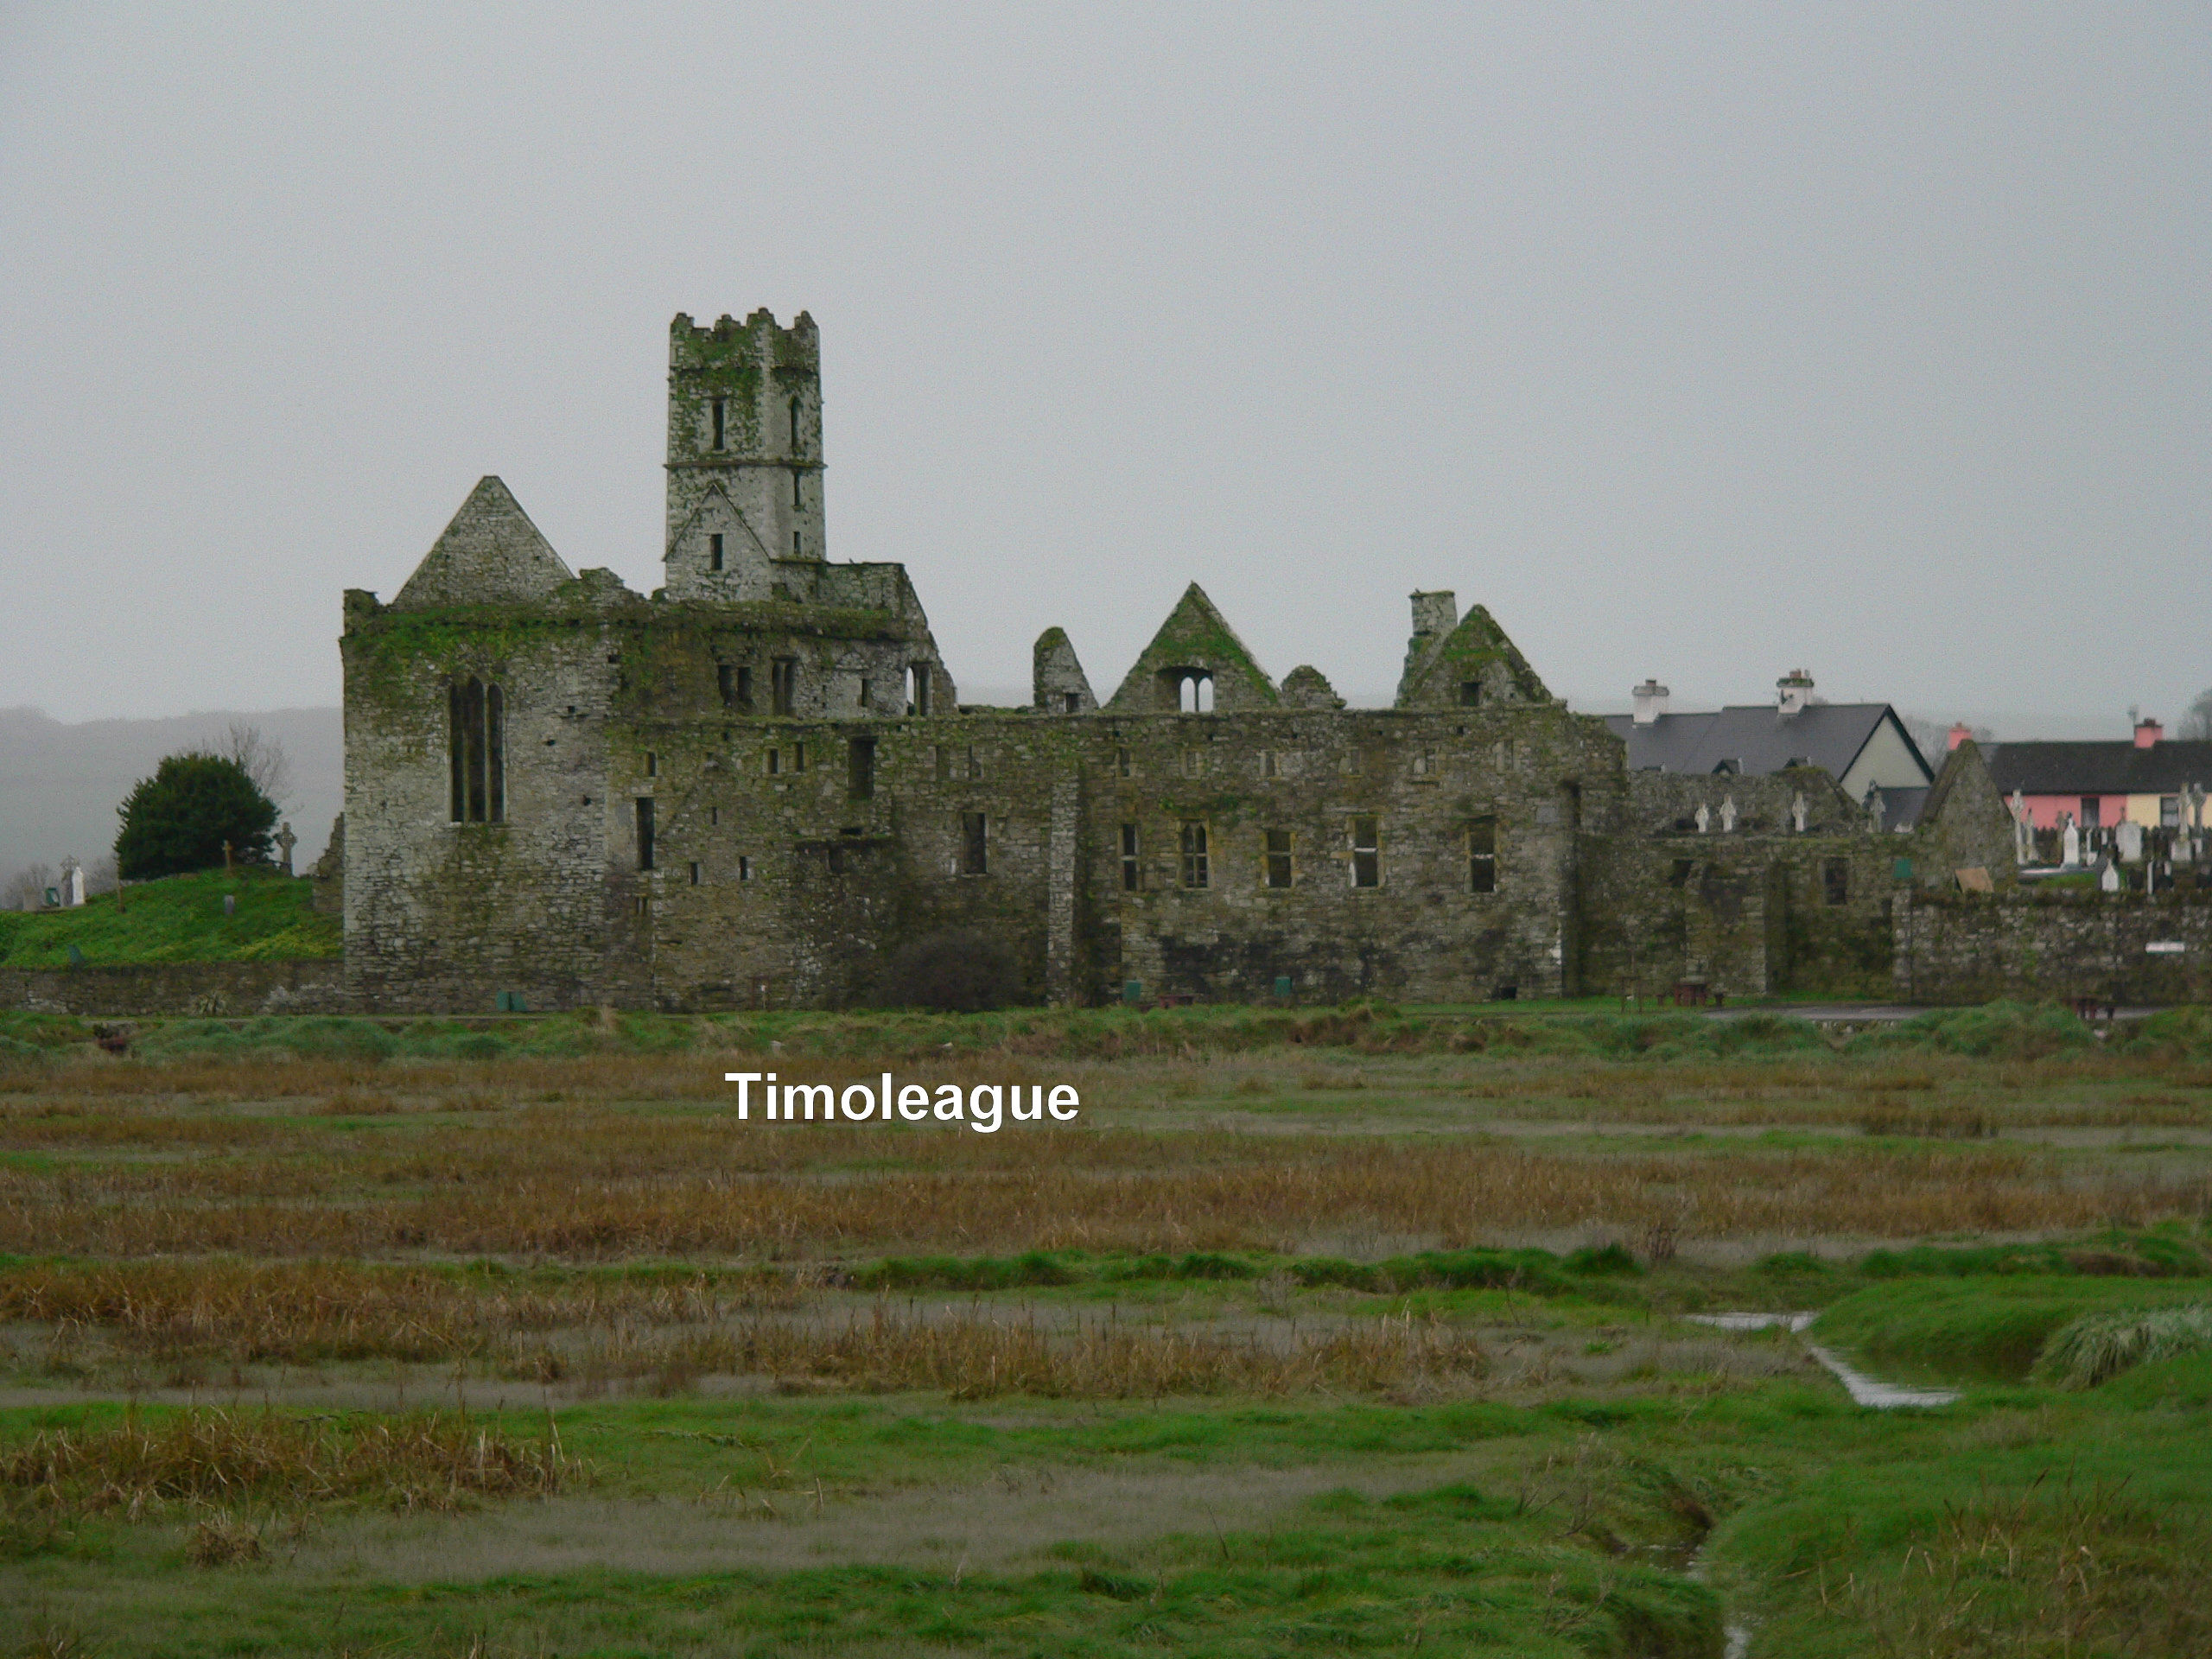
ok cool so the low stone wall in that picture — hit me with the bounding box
[0,960,346,1018]
[1895,889,2212,1004]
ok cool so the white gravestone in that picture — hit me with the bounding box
[1719,797,1738,834]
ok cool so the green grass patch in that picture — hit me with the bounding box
[0,871,339,967]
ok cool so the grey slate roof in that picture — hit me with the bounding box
[1981,741,2212,798]
[1600,703,1925,783]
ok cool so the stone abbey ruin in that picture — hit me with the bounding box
[331,308,2098,1014]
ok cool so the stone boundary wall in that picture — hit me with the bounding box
[0,961,346,1018]
[1895,889,2212,1004]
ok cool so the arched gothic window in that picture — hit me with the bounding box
[448,677,505,823]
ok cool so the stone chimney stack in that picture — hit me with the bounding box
[1631,678,1670,726]
[1408,590,1458,643]
[1777,669,1815,717]
[2135,717,2163,748]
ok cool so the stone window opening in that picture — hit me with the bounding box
[932,743,950,781]
[1181,748,1204,779]
[771,658,798,715]
[1265,829,1293,889]
[857,677,873,713]
[966,745,982,779]
[635,895,650,916]
[719,663,750,709]
[645,752,658,778]
[1823,858,1849,906]
[1065,692,1081,714]
[961,812,988,876]
[739,855,753,881]
[1116,747,1131,779]
[1412,752,1436,780]
[448,677,505,824]
[689,861,702,886]
[907,664,932,717]
[1121,823,1141,891]
[1167,671,1213,714]
[1180,822,1210,888]
[791,468,804,509]
[1468,817,1497,893]
[1351,816,1380,888]
[792,531,803,556]
[1459,680,1483,708]
[792,741,806,772]
[789,396,803,451]
[709,805,720,826]
[636,798,655,871]
[766,748,780,776]
[710,398,725,451]
[1262,750,1278,779]
[849,736,876,800]
[709,532,724,572]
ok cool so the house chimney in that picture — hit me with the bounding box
[1631,678,1670,725]
[2135,717,2162,748]
[1408,590,1458,642]
[1948,722,1972,751]
[1777,669,1815,717]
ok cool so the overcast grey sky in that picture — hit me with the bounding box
[1,3,2205,729]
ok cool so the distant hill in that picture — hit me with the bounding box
[0,706,342,890]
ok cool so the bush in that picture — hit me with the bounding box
[2035,1304,2212,1389]
[871,929,1026,1013]
[113,753,277,879]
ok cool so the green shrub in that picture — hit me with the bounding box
[113,753,277,879]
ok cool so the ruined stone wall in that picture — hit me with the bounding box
[1895,890,2212,1004]
[1,961,345,1017]
[340,590,623,1014]
[1088,707,1621,1003]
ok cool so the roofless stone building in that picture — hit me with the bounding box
[336,309,2016,1012]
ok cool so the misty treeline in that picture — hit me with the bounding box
[4,721,292,909]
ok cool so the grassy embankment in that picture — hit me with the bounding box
[0,871,340,969]
[0,999,2209,1655]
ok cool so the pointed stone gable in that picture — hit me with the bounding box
[391,477,575,609]
[1032,627,1097,713]
[1394,604,1551,710]
[1105,583,1280,713]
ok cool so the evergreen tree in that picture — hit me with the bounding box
[113,753,278,880]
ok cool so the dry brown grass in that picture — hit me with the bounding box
[0,1137,2200,1259]
[0,1408,579,1514]
[0,1260,788,1363]
[565,1304,1489,1399]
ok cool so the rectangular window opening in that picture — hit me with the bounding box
[1120,823,1141,892]
[1262,749,1278,779]
[792,531,803,556]
[966,745,981,779]
[849,735,875,800]
[771,658,798,715]
[689,861,701,887]
[1351,816,1380,889]
[792,468,804,508]
[766,748,780,776]
[1265,829,1293,889]
[962,812,988,875]
[645,752,657,778]
[792,741,805,772]
[909,664,932,717]
[710,397,725,451]
[857,677,872,712]
[739,855,753,882]
[1116,747,1131,779]
[636,798,656,871]
[1459,681,1483,708]
[1468,817,1497,893]
[932,743,950,782]
[1180,822,1210,888]
[717,663,736,708]
[709,532,724,572]
[1823,857,1849,906]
